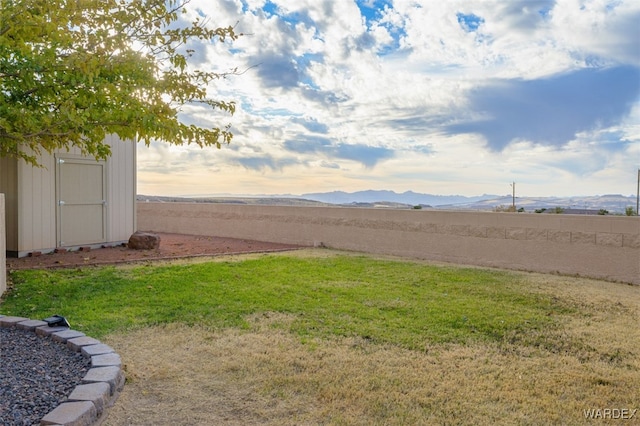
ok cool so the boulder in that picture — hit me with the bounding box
[128,231,161,250]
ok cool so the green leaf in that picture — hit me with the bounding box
[0,0,242,165]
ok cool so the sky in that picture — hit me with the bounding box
[137,0,640,198]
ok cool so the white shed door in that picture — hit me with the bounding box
[56,157,107,247]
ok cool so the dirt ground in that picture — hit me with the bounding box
[6,233,303,271]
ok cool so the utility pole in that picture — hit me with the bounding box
[510,182,516,211]
[636,169,639,216]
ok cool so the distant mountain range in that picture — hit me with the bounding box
[138,190,638,215]
[300,190,636,213]
[301,190,494,206]
[301,190,637,214]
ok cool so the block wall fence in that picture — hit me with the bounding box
[138,202,640,284]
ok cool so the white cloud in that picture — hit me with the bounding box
[137,0,640,198]
[551,0,640,66]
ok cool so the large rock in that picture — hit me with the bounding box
[128,231,161,250]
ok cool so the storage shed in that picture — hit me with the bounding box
[0,134,136,257]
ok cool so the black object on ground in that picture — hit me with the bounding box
[43,315,70,328]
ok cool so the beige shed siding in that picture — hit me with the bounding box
[1,136,135,256]
[0,156,18,252]
[105,134,136,242]
[17,153,57,252]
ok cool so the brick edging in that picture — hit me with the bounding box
[0,315,124,426]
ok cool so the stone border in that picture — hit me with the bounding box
[0,315,124,426]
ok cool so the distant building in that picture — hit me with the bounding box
[542,208,601,215]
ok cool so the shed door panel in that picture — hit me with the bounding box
[57,159,107,247]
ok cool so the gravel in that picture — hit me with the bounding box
[0,327,91,426]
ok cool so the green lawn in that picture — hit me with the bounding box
[4,252,639,425]
[2,254,570,349]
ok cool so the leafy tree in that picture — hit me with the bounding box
[0,0,240,165]
[625,206,637,216]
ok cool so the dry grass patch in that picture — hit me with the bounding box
[4,249,638,424]
[104,270,640,426]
